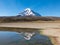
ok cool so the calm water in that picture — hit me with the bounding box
[0,31,53,45]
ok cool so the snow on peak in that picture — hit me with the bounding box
[24,8,35,16]
[24,8,31,12]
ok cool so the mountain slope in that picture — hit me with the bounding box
[17,8,41,16]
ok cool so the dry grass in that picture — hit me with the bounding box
[0,27,43,33]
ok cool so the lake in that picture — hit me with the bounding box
[0,31,53,45]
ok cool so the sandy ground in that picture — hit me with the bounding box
[0,22,60,45]
[0,22,60,29]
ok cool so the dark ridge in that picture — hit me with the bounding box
[0,16,60,23]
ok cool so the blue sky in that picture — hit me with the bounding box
[0,0,60,17]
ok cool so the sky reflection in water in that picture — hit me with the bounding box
[0,31,53,45]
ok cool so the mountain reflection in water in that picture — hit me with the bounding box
[0,31,53,45]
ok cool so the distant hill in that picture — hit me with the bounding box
[0,16,60,23]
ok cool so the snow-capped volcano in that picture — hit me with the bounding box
[18,8,41,16]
